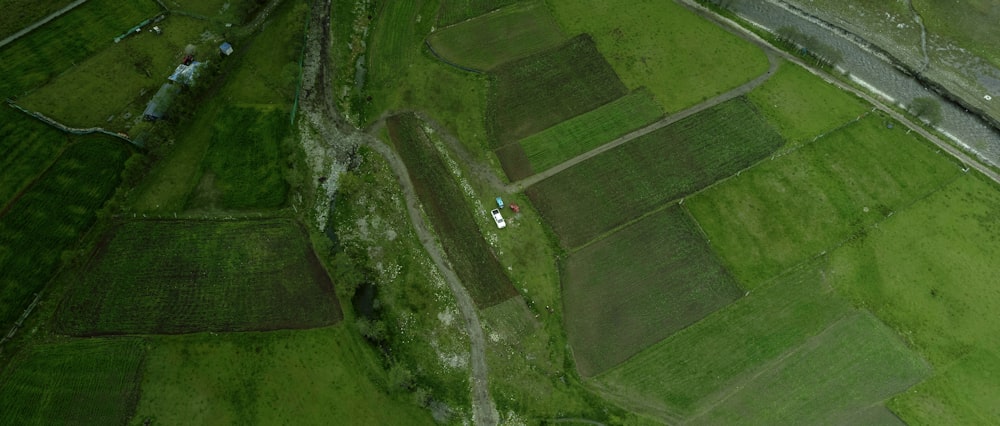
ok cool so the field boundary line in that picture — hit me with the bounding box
[0,0,89,49]
[424,40,485,74]
[6,102,140,149]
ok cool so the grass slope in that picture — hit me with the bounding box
[547,0,769,112]
[0,137,130,328]
[527,97,782,248]
[517,88,661,176]
[56,218,340,335]
[436,0,519,27]
[827,172,1000,424]
[0,338,145,425]
[487,34,627,148]
[427,1,566,71]
[0,0,75,40]
[0,107,69,205]
[687,113,962,288]
[563,206,742,377]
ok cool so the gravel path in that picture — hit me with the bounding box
[0,0,88,49]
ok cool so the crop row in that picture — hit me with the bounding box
[0,106,68,205]
[435,0,519,27]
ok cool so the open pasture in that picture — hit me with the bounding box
[526,97,782,248]
[187,106,289,210]
[0,338,145,425]
[0,107,69,205]
[0,0,161,98]
[515,88,661,178]
[387,113,518,308]
[686,311,929,425]
[0,0,76,40]
[547,0,769,113]
[436,0,518,27]
[598,260,852,416]
[747,60,869,143]
[562,206,742,377]
[686,113,962,288]
[826,172,1000,424]
[427,1,566,71]
[0,137,130,328]
[487,34,627,148]
[55,218,341,335]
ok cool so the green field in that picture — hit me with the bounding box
[0,0,76,40]
[686,311,929,424]
[527,97,783,248]
[487,34,627,148]
[55,218,340,335]
[0,137,130,328]
[826,172,1000,424]
[387,113,518,307]
[0,107,69,205]
[0,338,145,425]
[188,106,289,210]
[563,206,742,377]
[0,0,161,98]
[515,88,662,177]
[548,0,769,113]
[747,60,869,143]
[427,1,566,71]
[435,0,519,26]
[687,114,962,288]
[132,326,435,425]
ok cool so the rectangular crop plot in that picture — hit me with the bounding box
[527,97,783,248]
[0,338,145,425]
[55,218,342,335]
[0,106,69,205]
[0,137,130,328]
[514,88,662,178]
[563,205,743,377]
[487,34,627,148]
[686,311,929,424]
[686,114,962,288]
[436,0,518,27]
[386,113,518,308]
[427,1,566,71]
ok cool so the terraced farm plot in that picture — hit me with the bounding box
[0,0,161,98]
[188,106,289,210]
[686,311,929,425]
[0,338,145,425]
[386,113,518,307]
[487,34,627,148]
[686,114,962,288]
[826,172,1000,425]
[513,88,661,178]
[563,206,742,377]
[747,60,869,143]
[427,1,566,71]
[548,0,769,112]
[55,218,341,335]
[436,0,519,26]
[0,137,130,328]
[0,106,69,205]
[527,97,783,248]
[599,260,853,416]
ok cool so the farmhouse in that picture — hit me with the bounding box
[143,83,181,121]
[220,42,234,56]
[168,61,204,86]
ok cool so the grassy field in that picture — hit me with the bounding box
[0,338,145,425]
[747,60,869,144]
[527,97,783,248]
[0,0,161,98]
[0,107,69,205]
[686,311,929,424]
[547,0,769,113]
[686,113,963,288]
[436,0,519,26]
[55,218,340,335]
[487,34,627,148]
[187,106,289,210]
[132,326,435,424]
[0,0,75,40]
[826,172,1000,424]
[562,206,742,377]
[0,137,130,328]
[427,1,566,71]
[514,88,662,178]
[387,113,518,307]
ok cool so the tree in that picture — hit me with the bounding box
[909,97,942,125]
